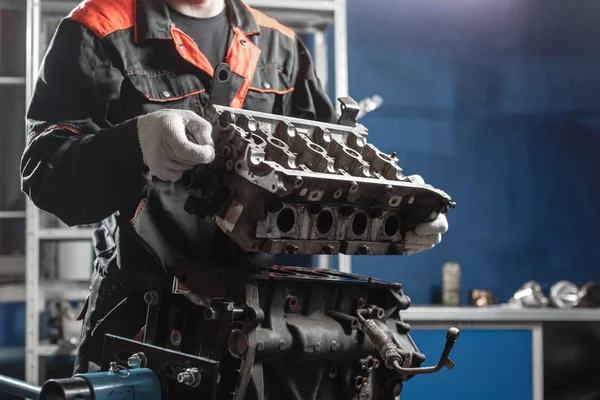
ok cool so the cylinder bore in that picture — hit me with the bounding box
[316,210,334,235]
[276,208,296,233]
[384,215,400,237]
[351,212,368,236]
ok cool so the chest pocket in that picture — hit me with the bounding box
[124,69,207,115]
[244,65,293,114]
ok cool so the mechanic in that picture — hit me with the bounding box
[20,0,448,375]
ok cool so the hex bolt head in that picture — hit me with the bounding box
[323,244,335,254]
[127,353,147,369]
[285,244,299,254]
[358,245,371,255]
[109,362,118,373]
[177,368,201,388]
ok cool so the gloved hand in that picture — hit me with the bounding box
[404,174,449,255]
[137,109,215,182]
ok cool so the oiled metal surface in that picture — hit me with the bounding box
[174,262,403,288]
[184,100,454,255]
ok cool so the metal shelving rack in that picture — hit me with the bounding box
[0,0,27,279]
[24,0,349,385]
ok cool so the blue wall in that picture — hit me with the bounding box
[341,0,600,304]
[402,329,533,399]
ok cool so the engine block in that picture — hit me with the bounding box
[183,97,455,256]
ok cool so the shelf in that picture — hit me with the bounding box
[0,77,26,85]
[403,306,600,323]
[0,281,89,303]
[0,255,25,277]
[0,347,25,363]
[39,228,96,241]
[38,343,78,357]
[0,210,26,219]
[0,0,25,11]
[0,283,27,302]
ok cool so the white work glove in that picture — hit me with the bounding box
[404,174,449,255]
[137,109,215,182]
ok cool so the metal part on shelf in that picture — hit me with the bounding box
[509,281,549,308]
[356,95,383,120]
[549,280,582,309]
[579,282,600,308]
[470,289,497,307]
[185,101,454,256]
[402,306,600,322]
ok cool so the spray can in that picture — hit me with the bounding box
[442,262,461,306]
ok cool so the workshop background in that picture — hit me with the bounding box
[1,0,600,399]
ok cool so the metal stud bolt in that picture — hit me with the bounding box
[177,368,201,388]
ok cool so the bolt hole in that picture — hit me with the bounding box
[357,298,366,308]
[328,366,338,378]
[351,212,368,236]
[218,69,229,82]
[355,376,364,389]
[251,134,265,146]
[270,138,285,148]
[316,210,334,235]
[384,215,400,237]
[276,208,295,233]
[309,143,324,153]
[287,296,298,310]
[346,148,359,157]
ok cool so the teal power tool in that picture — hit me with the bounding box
[39,364,162,400]
[0,366,161,400]
[0,334,218,400]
